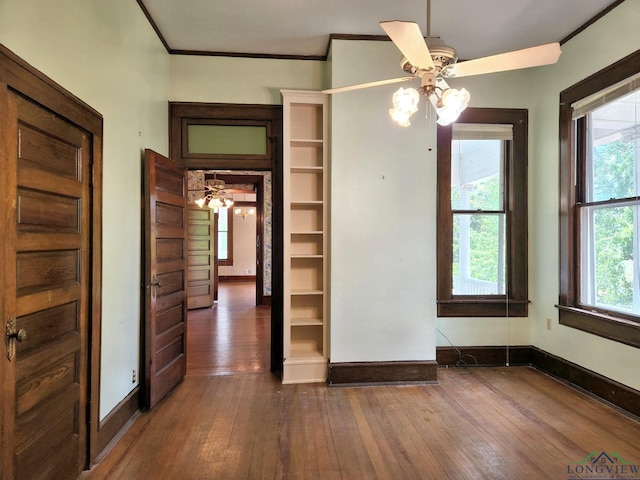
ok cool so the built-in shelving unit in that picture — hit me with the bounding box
[281,90,329,383]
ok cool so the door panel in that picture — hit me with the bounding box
[187,206,214,309]
[3,93,90,480]
[143,149,187,409]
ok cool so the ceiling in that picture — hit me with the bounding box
[140,0,620,60]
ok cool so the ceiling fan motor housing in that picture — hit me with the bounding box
[400,37,457,79]
[425,38,458,71]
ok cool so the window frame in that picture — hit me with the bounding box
[437,108,529,317]
[217,207,234,266]
[558,48,640,348]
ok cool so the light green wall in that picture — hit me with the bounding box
[170,55,324,104]
[329,40,438,362]
[0,0,170,419]
[528,0,640,390]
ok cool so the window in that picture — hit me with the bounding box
[437,108,528,317]
[559,49,640,347]
[217,207,233,266]
[169,103,281,170]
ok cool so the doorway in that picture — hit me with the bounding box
[186,170,272,376]
[170,102,283,375]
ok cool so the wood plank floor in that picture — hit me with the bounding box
[186,281,271,376]
[84,283,640,479]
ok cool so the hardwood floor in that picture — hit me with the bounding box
[186,281,271,376]
[84,283,640,479]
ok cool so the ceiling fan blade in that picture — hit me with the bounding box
[443,42,561,78]
[380,21,435,72]
[322,76,415,94]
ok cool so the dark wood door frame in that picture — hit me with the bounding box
[169,102,283,374]
[0,44,103,469]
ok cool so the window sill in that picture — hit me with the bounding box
[438,299,528,317]
[557,305,640,348]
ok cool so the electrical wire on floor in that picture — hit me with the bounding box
[436,328,478,374]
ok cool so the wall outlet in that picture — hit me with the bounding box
[132,370,136,383]
[546,318,552,331]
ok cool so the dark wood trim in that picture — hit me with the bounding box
[0,44,102,135]
[558,48,640,344]
[136,0,171,53]
[89,133,104,464]
[558,306,640,349]
[437,300,528,317]
[325,34,390,58]
[219,275,257,282]
[170,49,325,61]
[436,108,529,317]
[170,102,281,170]
[261,295,272,306]
[328,361,438,386]
[530,346,640,419]
[95,387,140,461]
[436,345,533,367]
[559,0,626,45]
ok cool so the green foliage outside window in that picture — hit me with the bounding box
[591,140,635,309]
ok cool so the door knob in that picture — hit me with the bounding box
[6,318,27,361]
[8,329,27,342]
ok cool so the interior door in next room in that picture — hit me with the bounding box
[187,206,215,309]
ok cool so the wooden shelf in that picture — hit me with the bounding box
[291,318,323,326]
[291,139,323,147]
[282,90,328,384]
[291,166,323,173]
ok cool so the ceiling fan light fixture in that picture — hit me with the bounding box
[390,86,420,127]
[430,87,470,126]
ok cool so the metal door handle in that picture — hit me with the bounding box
[6,318,27,361]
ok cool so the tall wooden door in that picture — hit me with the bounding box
[187,206,215,309]
[143,149,187,409]
[1,93,92,479]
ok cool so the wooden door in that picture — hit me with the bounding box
[1,93,91,479]
[143,149,187,409]
[187,206,215,309]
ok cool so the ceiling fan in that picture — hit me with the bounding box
[323,1,562,126]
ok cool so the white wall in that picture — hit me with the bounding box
[329,40,437,362]
[528,0,640,390]
[0,0,170,419]
[219,210,257,276]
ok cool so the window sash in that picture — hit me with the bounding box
[578,201,640,316]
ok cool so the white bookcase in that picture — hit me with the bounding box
[281,90,329,383]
